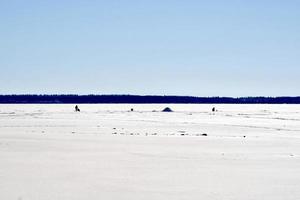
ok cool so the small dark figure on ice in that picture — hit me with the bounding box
[212,107,216,112]
[75,105,80,112]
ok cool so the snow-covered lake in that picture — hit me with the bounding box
[1,104,300,200]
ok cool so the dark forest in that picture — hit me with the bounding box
[0,95,299,104]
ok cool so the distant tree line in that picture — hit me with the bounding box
[0,95,299,104]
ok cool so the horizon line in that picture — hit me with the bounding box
[0,94,299,98]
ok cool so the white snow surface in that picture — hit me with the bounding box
[0,104,300,200]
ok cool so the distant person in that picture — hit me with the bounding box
[75,105,80,112]
[212,107,216,112]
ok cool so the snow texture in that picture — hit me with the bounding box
[0,104,300,200]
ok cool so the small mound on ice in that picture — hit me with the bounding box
[162,107,173,112]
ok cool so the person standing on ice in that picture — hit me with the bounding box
[75,105,80,112]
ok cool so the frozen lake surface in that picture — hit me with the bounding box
[1,104,300,200]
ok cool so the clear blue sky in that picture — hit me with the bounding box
[1,0,299,96]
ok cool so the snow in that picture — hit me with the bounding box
[0,104,300,200]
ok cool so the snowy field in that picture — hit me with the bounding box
[0,104,300,200]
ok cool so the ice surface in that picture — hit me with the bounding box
[0,104,300,200]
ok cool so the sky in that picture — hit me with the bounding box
[0,0,299,97]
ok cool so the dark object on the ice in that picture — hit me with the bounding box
[162,107,173,112]
[201,133,208,136]
[75,105,80,112]
[130,108,134,112]
[212,107,216,112]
